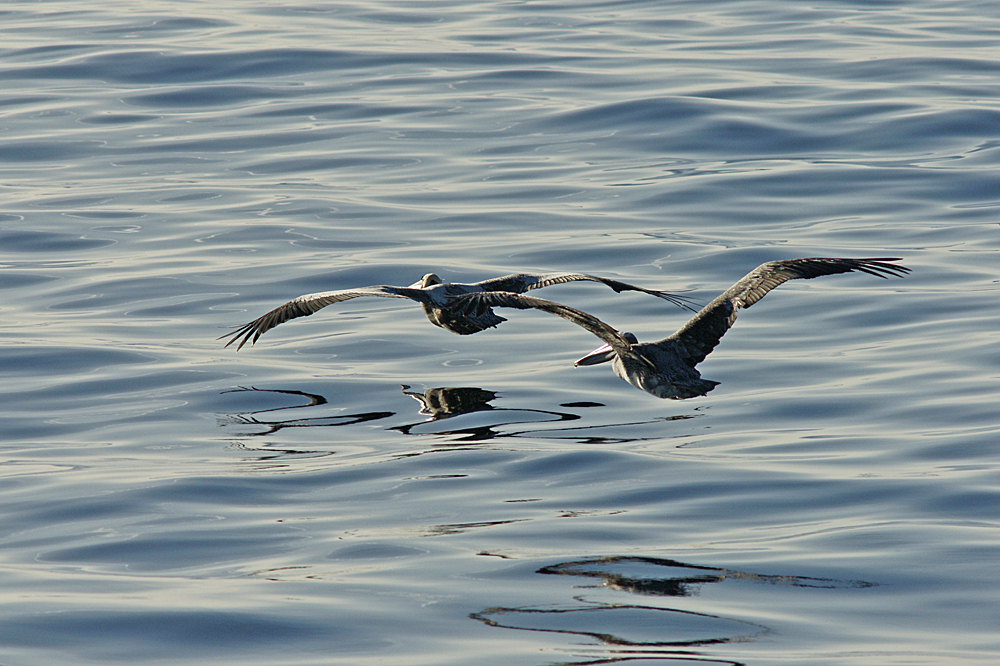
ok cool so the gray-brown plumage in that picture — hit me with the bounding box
[452,258,910,399]
[220,271,694,350]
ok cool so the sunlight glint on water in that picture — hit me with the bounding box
[1,1,998,665]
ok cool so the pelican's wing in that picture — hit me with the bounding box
[662,257,910,367]
[451,291,635,358]
[475,273,697,311]
[220,285,429,350]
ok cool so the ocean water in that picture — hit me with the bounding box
[2,1,998,664]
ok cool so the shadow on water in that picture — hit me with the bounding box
[471,556,876,665]
[219,385,698,449]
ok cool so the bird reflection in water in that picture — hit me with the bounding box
[221,385,689,446]
[471,555,875,664]
[400,385,499,419]
[221,386,393,438]
[391,385,587,441]
[537,555,875,595]
[393,385,697,442]
[219,387,394,464]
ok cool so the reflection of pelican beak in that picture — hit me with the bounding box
[575,343,616,366]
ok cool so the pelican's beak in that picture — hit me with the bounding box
[574,342,617,367]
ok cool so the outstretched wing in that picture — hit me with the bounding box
[451,291,636,357]
[474,272,697,311]
[663,257,910,367]
[220,285,429,350]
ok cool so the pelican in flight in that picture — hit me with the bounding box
[451,258,910,399]
[221,271,694,350]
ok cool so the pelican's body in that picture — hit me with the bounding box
[582,331,720,399]
[221,271,693,350]
[453,258,910,399]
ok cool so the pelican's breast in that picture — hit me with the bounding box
[614,342,717,400]
[423,304,506,335]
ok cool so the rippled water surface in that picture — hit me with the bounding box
[2,1,999,664]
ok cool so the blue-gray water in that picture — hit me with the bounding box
[2,1,998,664]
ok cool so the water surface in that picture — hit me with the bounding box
[2,1,998,664]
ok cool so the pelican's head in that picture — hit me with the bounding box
[410,273,443,289]
[574,332,638,366]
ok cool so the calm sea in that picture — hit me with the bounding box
[2,1,998,664]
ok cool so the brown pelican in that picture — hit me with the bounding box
[451,258,910,399]
[220,272,694,350]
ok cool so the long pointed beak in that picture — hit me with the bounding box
[575,342,617,367]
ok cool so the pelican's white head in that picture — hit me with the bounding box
[409,273,442,289]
